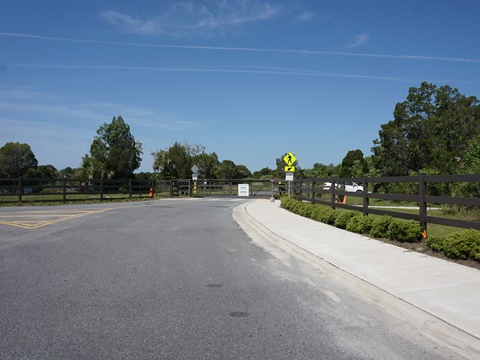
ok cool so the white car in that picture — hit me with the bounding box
[323,181,364,193]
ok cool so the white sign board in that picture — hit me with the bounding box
[285,173,294,181]
[238,184,250,197]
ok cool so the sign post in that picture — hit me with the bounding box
[283,152,297,197]
[191,165,199,195]
[270,178,275,201]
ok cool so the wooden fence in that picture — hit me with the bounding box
[0,178,282,204]
[3,175,479,232]
[293,174,480,232]
[0,178,166,204]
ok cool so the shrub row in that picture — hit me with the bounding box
[280,197,480,262]
[280,197,422,243]
[425,229,480,261]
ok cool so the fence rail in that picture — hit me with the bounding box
[0,178,160,204]
[173,179,285,198]
[293,174,480,232]
[3,175,479,232]
[0,178,284,204]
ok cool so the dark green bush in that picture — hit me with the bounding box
[280,196,294,209]
[334,211,358,230]
[425,235,445,252]
[298,203,315,217]
[358,216,374,234]
[370,216,393,239]
[280,198,480,263]
[281,197,302,213]
[310,206,324,222]
[320,208,337,225]
[310,206,337,225]
[292,201,305,215]
[346,214,363,233]
[388,219,422,242]
[442,229,480,260]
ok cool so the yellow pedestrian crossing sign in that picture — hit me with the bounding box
[283,152,296,166]
[285,166,295,172]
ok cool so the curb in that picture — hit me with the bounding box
[233,201,480,360]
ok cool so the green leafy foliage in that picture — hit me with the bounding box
[345,214,363,233]
[425,230,480,261]
[372,82,480,176]
[334,211,358,230]
[302,162,339,179]
[442,229,480,260]
[298,203,315,218]
[25,164,58,179]
[82,116,142,179]
[369,216,393,239]
[311,206,337,225]
[346,214,376,234]
[387,219,422,242]
[0,142,38,178]
[339,149,368,178]
[358,216,375,234]
[280,199,479,261]
[425,235,445,252]
[152,142,251,180]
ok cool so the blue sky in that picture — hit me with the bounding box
[1,0,479,174]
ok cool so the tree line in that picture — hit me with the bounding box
[1,82,479,181]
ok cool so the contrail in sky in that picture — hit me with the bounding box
[9,63,473,85]
[1,31,480,64]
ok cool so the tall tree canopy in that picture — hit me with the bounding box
[152,142,192,179]
[152,142,251,180]
[82,116,142,179]
[303,163,338,179]
[26,164,58,179]
[339,149,368,178]
[372,82,480,176]
[0,142,38,178]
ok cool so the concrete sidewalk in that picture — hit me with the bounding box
[233,199,480,359]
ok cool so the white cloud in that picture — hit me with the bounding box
[295,10,313,22]
[346,33,369,48]
[99,1,283,37]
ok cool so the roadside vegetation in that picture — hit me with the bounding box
[1,82,479,251]
[280,197,480,267]
[1,82,479,185]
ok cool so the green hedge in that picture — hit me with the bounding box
[334,211,358,230]
[425,229,480,261]
[280,197,479,262]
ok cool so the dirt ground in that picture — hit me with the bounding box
[380,239,480,270]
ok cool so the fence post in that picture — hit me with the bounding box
[362,177,368,216]
[63,177,67,203]
[330,176,336,209]
[100,178,103,201]
[18,177,22,203]
[311,180,316,204]
[419,173,427,235]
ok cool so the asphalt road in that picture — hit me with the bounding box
[0,199,460,359]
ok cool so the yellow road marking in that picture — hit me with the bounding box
[0,208,112,229]
[0,200,221,229]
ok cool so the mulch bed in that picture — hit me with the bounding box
[378,239,480,271]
